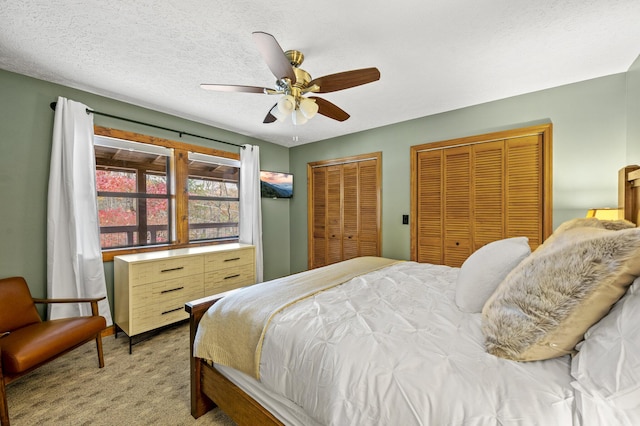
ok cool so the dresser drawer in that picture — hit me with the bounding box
[204,248,254,271]
[204,266,255,294]
[132,306,187,335]
[129,256,203,285]
[130,276,203,334]
[131,275,204,306]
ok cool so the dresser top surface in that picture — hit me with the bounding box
[113,243,254,263]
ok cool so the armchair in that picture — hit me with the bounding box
[0,276,107,426]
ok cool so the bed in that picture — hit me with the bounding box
[186,165,640,425]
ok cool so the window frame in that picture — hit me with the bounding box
[94,126,241,262]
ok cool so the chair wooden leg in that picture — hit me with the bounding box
[95,335,105,368]
[0,375,9,426]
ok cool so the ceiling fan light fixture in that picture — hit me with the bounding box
[299,97,319,119]
[277,95,296,114]
[292,109,308,126]
[271,107,288,122]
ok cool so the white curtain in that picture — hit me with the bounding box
[47,96,113,325]
[239,144,264,282]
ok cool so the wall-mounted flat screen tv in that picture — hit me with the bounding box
[260,170,293,199]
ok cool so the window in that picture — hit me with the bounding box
[93,127,241,260]
[187,153,240,241]
[95,138,171,249]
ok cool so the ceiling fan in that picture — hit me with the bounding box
[200,31,381,125]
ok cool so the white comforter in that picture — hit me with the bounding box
[259,261,576,426]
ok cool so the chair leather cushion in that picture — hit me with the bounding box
[0,316,106,375]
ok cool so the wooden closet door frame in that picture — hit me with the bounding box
[307,152,382,269]
[409,124,553,262]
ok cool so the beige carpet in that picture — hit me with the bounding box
[5,322,236,425]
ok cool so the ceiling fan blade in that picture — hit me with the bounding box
[200,84,269,93]
[252,31,296,83]
[263,104,278,123]
[309,97,350,122]
[309,68,380,93]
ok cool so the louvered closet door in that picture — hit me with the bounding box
[506,135,543,249]
[416,150,443,264]
[308,153,381,269]
[358,159,380,257]
[473,141,505,250]
[411,124,551,267]
[342,163,359,260]
[443,146,471,267]
[326,165,343,265]
[311,167,327,269]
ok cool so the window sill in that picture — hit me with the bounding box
[101,239,240,262]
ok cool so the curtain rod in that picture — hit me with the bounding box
[49,101,244,149]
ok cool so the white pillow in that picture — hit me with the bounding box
[455,237,530,313]
[571,276,640,410]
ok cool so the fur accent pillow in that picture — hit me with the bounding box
[455,237,530,313]
[600,219,636,231]
[540,218,634,248]
[550,217,635,234]
[481,223,640,361]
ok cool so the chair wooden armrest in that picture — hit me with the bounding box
[31,296,106,304]
[32,297,106,316]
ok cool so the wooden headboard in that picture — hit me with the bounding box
[619,165,640,225]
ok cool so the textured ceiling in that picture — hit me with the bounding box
[1,1,639,147]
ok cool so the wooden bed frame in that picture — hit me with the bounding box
[185,290,283,425]
[185,165,640,426]
[620,165,640,225]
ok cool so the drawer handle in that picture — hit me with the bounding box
[224,257,241,262]
[224,274,241,280]
[161,286,184,294]
[161,266,185,273]
[161,307,182,315]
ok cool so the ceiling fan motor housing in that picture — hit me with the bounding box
[285,50,304,68]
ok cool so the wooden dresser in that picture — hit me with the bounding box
[114,243,255,351]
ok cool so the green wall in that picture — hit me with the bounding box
[627,55,640,163]
[0,69,291,317]
[289,73,629,273]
